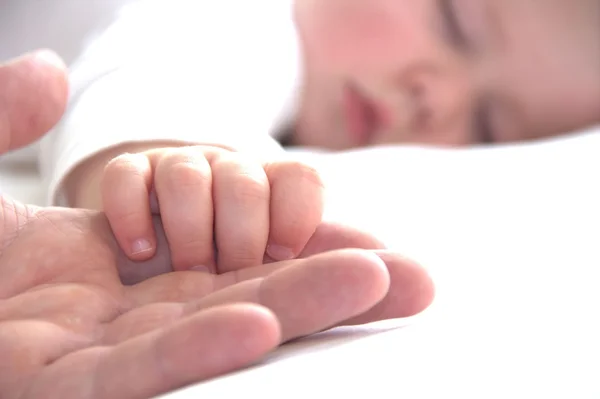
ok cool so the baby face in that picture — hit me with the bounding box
[293,0,600,149]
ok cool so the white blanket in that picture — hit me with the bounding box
[165,128,600,399]
[1,128,598,399]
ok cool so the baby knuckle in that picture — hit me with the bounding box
[161,158,211,189]
[283,161,324,189]
[110,206,144,225]
[105,153,144,176]
[230,172,269,202]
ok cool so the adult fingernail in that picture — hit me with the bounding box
[131,238,152,255]
[266,244,295,261]
[191,265,210,273]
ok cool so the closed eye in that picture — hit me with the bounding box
[439,0,470,50]
[473,98,495,144]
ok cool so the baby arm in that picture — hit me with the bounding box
[39,0,295,208]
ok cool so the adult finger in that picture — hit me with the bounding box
[338,251,435,326]
[296,221,386,258]
[102,153,156,260]
[129,249,392,342]
[267,225,434,325]
[128,247,435,338]
[0,50,68,154]
[213,250,435,336]
[261,220,386,264]
[264,160,324,261]
[194,250,393,341]
[212,151,270,272]
[153,148,215,272]
[23,304,280,399]
[113,218,385,286]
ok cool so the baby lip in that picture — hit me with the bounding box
[345,83,378,145]
[349,83,396,144]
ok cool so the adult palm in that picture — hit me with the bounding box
[1,203,432,398]
[0,51,434,398]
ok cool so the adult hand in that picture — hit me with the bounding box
[0,51,434,398]
[0,50,69,153]
[1,205,434,399]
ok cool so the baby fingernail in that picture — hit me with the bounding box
[131,239,152,255]
[191,265,210,273]
[267,244,295,260]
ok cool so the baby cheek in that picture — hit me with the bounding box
[309,4,427,72]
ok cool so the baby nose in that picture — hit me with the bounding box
[400,65,473,134]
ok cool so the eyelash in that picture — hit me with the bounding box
[475,100,495,144]
[439,0,469,49]
[439,0,495,143]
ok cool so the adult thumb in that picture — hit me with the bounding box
[0,50,69,155]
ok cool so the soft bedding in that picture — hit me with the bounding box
[163,126,600,399]
[1,127,598,399]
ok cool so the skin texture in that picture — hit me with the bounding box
[294,0,600,149]
[0,50,68,152]
[0,205,433,399]
[0,51,435,398]
[100,146,325,273]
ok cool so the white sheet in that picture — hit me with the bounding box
[164,128,600,399]
[1,129,598,399]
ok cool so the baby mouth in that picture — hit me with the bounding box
[342,82,391,146]
[343,83,377,146]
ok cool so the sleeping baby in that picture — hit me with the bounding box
[45,0,599,271]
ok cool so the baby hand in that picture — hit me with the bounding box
[100,145,324,273]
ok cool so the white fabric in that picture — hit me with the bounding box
[1,0,298,205]
[0,0,141,201]
[2,3,599,397]
[40,0,298,206]
[162,126,600,399]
